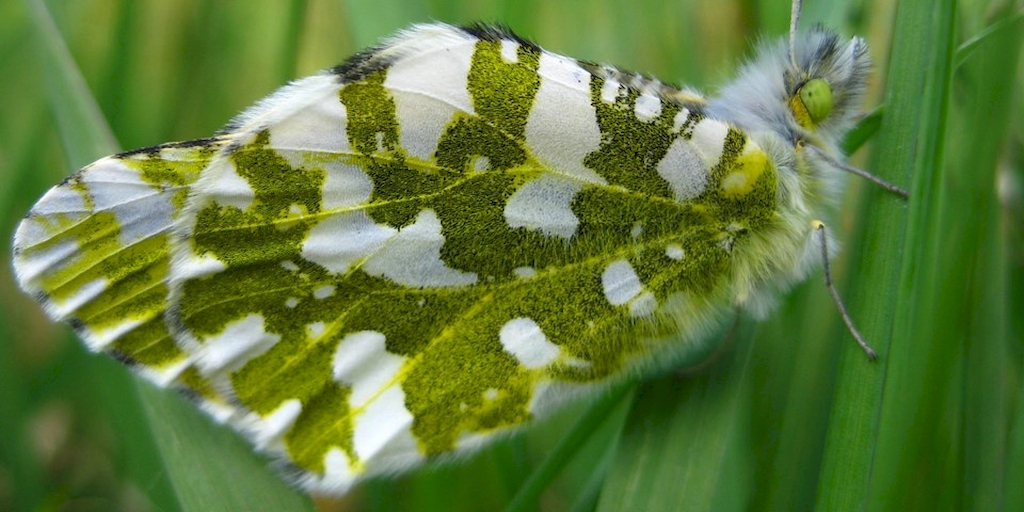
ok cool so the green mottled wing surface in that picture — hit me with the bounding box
[14,23,788,494]
[13,140,233,402]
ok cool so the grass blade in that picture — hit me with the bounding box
[816,0,958,509]
[25,0,118,165]
[596,325,757,512]
[505,382,633,512]
[139,385,315,511]
[942,2,1020,509]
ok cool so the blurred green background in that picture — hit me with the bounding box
[1,0,1021,511]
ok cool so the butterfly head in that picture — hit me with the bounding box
[708,29,870,151]
[785,29,870,142]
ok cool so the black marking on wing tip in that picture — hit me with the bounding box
[56,171,83,188]
[109,347,140,367]
[163,138,222,150]
[329,40,397,83]
[459,22,541,53]
[175,382,205,404]
[115,137,221,159]
[273,457,314,486]
[175,370,238,408]
[575,59,703,113]
[222,137,248,154]
[116,144,165,159]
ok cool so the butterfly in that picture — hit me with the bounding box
[12,1,901,497]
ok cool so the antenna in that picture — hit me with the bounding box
[789,0,802,70]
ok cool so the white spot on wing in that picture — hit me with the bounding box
[195,314,281,374]
[385,32,475,161]
[352,385,417,463]
[197,392,236,424]
[526,53,606,184]
[666,244,685,260]
[629,291,657,317]
[199,156,256,211]
[602,259,642,306]
[89,317,146,350]
[657,137,709,200]
[333,331,407,408]
[673,108,698,132]
[633,93,662,122]
[265,75,351,160]
[601,79,621,103]
[49,278,106,322]
[313,285,336,299]
[362,209,477,287]
[319,160,373,210]
[307,321,326,339]
[81,159,176,246]
[175,252,228,281]
[24,180,87,215]
[12,217,85,285]
[504,173,583,239]
[323,448,355,485]
[513,266,537,278]
[472,156,490,172]
[500,39,519,63]
[252,399,302,449]
[691,120,729,166]
[499,318,561,369]
[302,211,397,275]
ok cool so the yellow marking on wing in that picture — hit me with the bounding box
[720,147,769,198]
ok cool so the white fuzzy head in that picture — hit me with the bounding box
[706,29,870,153]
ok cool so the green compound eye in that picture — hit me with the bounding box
[799,78,833,124]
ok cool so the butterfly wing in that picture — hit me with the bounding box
[14,23,780,494]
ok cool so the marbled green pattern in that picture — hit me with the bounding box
[14,25,785,482]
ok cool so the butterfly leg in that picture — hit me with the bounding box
[814,220,879,360]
